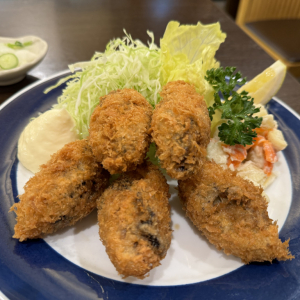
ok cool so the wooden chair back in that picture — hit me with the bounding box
[236,0,300,26]
[236,0,300,77]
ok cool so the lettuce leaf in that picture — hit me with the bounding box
[160,21,226,106]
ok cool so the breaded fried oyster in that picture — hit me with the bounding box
[97,162,172,279]
[10,139,109,242]
[89,89,153,174]
[178,160,294,263]
[151,81,211,180]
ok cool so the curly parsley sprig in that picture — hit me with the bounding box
[205,67,262,146]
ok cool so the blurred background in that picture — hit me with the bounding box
[1,0,300,107]
[213,0,300,81]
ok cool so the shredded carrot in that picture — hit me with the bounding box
[263,161,273,176]
[223,144,247,162]
[263,140,278,163]
[254,127,271,138]
[252,135,266,147]
[227,157,241,169]
[223,144,248,169]
[244,143,253,150]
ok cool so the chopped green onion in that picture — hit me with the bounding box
[6,41,33,50]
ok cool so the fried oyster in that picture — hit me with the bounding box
[11,139,109,241]
[151,80,211,180]
[89,88,152,174]
[178,160,293,263]
[97,162,172,279]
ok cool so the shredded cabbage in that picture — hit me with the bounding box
[46,31,162,138]
[45,21,226,138]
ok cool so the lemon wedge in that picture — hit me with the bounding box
[237,60,286,105]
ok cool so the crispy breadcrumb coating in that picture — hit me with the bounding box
[97,162,172,279]
[10,139,109,242]
[89,89,153,174]
[178,160,293,263]
[150,81,211,180]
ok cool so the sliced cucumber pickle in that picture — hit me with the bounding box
[0,53,19,70]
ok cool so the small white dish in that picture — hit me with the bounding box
[0,35,48,86]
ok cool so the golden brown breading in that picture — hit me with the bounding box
[150,81,211,180]
[97,162,172,279]
[178,160,293,263]
[88,89,153,174]
[10,139,109,242]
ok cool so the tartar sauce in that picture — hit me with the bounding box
[18,108,79,173]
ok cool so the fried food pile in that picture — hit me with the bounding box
[11,88,171,279]
[11,82,293,280]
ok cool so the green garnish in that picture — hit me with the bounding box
[146,143,160,166]
[205,67,262,146]
[7,41,33,50]
[0,53,19,70]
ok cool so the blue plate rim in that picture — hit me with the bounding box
[0,70,71,110]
